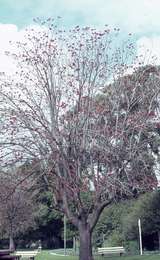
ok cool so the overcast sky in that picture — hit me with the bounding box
[0,0,160,73]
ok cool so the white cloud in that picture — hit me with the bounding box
[0,24,18,74]
[136,36,160,65]
[0,23,48,75]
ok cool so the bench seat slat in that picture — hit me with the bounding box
[98,249,124,251]
[15,251,38,259]
[98,247,124,249]
[15,251,38,254]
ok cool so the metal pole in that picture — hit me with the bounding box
[64,215,67,255]
[73,236,76,254]
[138,218,143,255]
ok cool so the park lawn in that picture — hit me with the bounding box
[35,250,77,260]
[35,251,160,260]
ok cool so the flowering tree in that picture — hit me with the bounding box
[0,19,159,260]
[0,171,36,250]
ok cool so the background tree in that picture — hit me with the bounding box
[34,190,64,249]
[0,19,159,260]
[0,171,36,250]
[94,191,160,253]
[123,190,160,251]
[93,200,133,248]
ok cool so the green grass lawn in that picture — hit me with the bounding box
[35,250,160,260]
[36,250,77,260]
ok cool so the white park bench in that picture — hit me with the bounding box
[15,250,38,260]
[98,246,125,256]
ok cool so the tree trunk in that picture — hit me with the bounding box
[9,234,15,251]
[78,223,93,260]
[158,231,160,251]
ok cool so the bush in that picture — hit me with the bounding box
[125,240,139,255]
[103,231,124,247]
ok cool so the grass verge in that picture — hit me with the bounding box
[35,250,160,260]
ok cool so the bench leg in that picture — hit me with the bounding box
[16,256,21,260]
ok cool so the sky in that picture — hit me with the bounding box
[1,0,160,73]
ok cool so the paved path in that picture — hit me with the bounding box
[50,252,69,256]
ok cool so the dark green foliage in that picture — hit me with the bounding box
[93,200,134,247]
[123,191,160,240]
[32,191,64,249]
[93,191,160,251]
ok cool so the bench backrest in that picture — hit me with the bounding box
[98,247,125,253]
[15,250,38,256]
